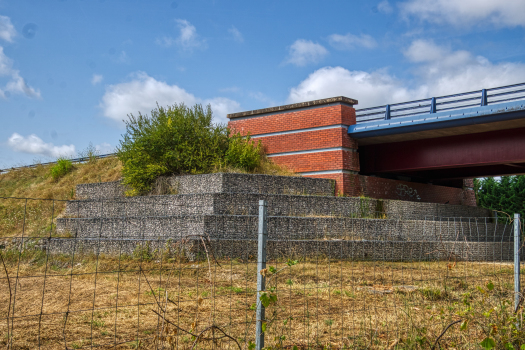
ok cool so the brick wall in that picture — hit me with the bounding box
[227,98,477,206]
[229,103,356,136]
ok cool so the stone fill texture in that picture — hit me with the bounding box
[47,173,510,261]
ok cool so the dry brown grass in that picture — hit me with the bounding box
[0,250,519,349]
[0,157,122,239]
[0,157,122,200]
[212,156,297,177]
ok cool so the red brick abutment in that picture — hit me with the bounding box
[227,97,476,206]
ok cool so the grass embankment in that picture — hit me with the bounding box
[0,157,122,239]
[0,251,521,349]
[0,156,294,239]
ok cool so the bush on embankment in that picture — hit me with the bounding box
[116,103,292,196]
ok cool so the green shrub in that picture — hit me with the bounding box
[49,158,74,181]
[117,103,265,196]
[223,132,263,171]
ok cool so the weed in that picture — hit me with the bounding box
[145,287,165,297]
[132,242,154,262]
[230,286,244,294]
[91,319,105,328]
[344,290,355,298]
[128,339,141,349]
[49,157,74,181]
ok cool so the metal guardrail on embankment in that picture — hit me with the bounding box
[0,153,116,174]
[355,82,525,123]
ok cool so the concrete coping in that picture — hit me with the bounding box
[227,96,359,119]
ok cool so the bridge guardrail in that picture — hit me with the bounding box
[0,153,116,174]
[355,82,525,123]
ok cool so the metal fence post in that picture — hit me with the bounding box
[256,200,268,350]
[515,213,521,313]
[430,97,437,113]
[481,88,488,106]
[384,104,391,120]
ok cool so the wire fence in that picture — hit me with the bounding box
[0,195,524,349]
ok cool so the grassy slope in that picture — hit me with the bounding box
[0,157,122,200]
[0,157,122,238]
[0,156,294,238]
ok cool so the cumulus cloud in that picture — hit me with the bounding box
[403,40,525,96]
[377,1,393,14]
[285,39,328,67]
[288,67,416,107]
[91,74,103,85]
[0,47,40,99]
[328,33,377,50]
[0,15,16,42]
[288,40,525,108]
[157,19,207,51]
[228,26,243,43]
[99,72,240,125]
[8,133,75,158]
[400,0,525,27]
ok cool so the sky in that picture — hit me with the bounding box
[1,0,525,168]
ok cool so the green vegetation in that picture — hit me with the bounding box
[116,102,288,196]
[474,176,525,218]
[49,157,74,181]
[0,155,122,238]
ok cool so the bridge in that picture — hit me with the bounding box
[350,83,525,187]
[231,82,525,204]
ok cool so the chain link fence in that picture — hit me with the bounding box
[0,195,524,349]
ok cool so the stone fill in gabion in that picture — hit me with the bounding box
[55,173,505,261]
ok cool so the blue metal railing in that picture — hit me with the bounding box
[355,82,525,123]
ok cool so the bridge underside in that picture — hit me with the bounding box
[359,126,525,186]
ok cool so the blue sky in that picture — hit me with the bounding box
[1,0,525,168]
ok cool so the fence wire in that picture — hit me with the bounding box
[0,195,524,349]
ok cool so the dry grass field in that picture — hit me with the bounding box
[1,159,523,349]
[0,246,522,350]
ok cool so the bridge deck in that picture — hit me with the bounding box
[349,100,525,145]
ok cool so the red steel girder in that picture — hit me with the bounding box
[359,127,525,178]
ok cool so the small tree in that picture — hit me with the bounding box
[474,176,525,218]
[117,103,264,196]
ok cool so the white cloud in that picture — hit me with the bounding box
[0,47,40,99]
[288,66,416,107]
[403,40,525,96]
[91,74,103,85]
[8,133,75,158]
[95,142,113,154]
[0,15,16,42]
[285,39,328,67]
[288,40,525,108]
[228,26,243,43]
[114,51,129,64]
[377,0,393,14]
[157,19,207,51]
[99,72,240,125]
[328,33,377,50]
[156,37,175,47]
[400,0,525,27]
